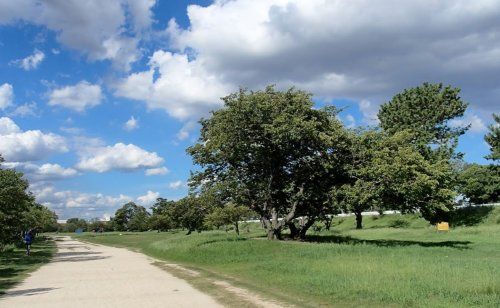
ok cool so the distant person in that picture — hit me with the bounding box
[23,229,34,256]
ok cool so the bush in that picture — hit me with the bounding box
[389,219,410,228]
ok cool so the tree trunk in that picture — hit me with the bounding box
[324,216,332,231]
[234,222,240,236]
[299,218,315,240]
[355,211,363,229]
[288,222,299,239]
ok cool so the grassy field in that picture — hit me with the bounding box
[80,207,500,307]
[0,236,55,295]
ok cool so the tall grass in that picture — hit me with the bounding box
[81,207,500,307]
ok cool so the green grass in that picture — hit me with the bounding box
[0,236,55,295]
[80,207,500,307]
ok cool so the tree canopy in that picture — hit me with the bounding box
[378,82,468,159]
[188,86,351,239]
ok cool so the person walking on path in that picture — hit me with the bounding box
[23,229,34,256]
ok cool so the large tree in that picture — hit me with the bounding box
[484,113,500,161]
[378,82,468,159]
[188,86,350,240]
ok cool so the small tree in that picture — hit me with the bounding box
[458,163,500,204]
[485,113,499,161]
[205,203,254,235]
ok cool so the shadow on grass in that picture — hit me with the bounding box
[450,206,494,227]
[0,237,54,295]
[303,234,471,249]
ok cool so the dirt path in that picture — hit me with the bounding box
[0,236,223,308]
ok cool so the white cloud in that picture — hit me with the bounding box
[0,117,21,134]
[176,120,197,141]
[0,0,156,71]
[168,180,184,190]
[48,81,102,112]
[343,114,356,129]
[15,49,45,70]
[358,100,380,126]
[158,0,500,113]
[3,162,78,181]
[115,50,230,120]
[145,166,169,176]
[123,116,139,131]
[33,185,133,218]
[76,142,163,173]
[450,113,488,134]
[0,83,13,110]
[9,102,38,117]
[0,117,68,162]
[136,190,159,206]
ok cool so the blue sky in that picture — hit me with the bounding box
[0,0,497,219]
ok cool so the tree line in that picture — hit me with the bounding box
[1,83,498,243]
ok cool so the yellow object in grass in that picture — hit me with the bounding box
[437,222,449,231]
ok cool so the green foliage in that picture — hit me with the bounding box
[458,163,500,204]
[149,198,176,231]
[485,113,500,161]
[334,130,456,228]
[113,202,150,231]
[170,196,210,234]
[63,218,88,232]
[378,82,468,159]
[205,203,254,235]
[22,204,58,232]
[0,156,34,248]
[188,86,350,239]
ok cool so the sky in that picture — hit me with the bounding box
[0,0,498,220]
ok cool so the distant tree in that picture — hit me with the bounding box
[188,86,350,240]
[65,218,88,232]
[484,113,500,161]
[113,202,150,231]
[170,196,209,235]
[458,164,500,204]
[378,82,468,159]
[205,203,254,235]
[149,198,175,231]
[334,130,456,228]
[0,155,34,249]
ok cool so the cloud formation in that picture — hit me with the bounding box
[159,0,500,116]
[123,116,139,131]
[0,83,13,110]
[15,49,45,70]
[0,117,68,162]
[76,142,163,173]
[145,166,169,176]
[0,0,156,70]
[48,81,102,112]
[2,162,78,181]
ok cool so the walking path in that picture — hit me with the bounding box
[0,236,222,308]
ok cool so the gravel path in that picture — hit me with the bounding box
[0,236,222,308]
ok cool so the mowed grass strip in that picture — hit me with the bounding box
[80,209,500,307]
[0,236,55,295]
